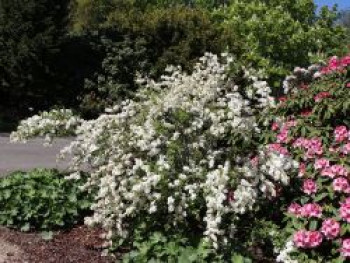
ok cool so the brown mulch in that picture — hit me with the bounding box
[0,225,115,263]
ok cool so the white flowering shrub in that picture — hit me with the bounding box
[10,109,81,145]
[11,53,298,259]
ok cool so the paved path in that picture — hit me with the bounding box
[0,134,71,176]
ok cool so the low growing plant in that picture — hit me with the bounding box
[0,169,92,232]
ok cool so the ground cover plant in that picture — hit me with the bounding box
[263,55,350,262]
[0,169,92,233]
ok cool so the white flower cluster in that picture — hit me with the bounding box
[282,64,321,94]
[11,53,297,250]
[276,240,298,263]
[10,109,81,146]
[232,151,298,215]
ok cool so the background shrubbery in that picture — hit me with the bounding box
[1,0,349,128]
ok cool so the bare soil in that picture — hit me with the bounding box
[0,226,114,263]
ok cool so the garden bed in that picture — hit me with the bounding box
[0,225,114,263]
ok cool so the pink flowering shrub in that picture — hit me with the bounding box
[265,54,350,262]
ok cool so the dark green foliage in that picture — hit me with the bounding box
[0,169,92,231]
[79,6,226,115]
[80,36,149,117]
[72,0,229,31]
[0,0,71,123]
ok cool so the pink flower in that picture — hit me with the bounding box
[340,200,350,223]
[285,120,297,128]
[335,126,348,143]
[314,158,330,170]
[293,137,307,148]
[298,162,306,177]
[303,179,317,195]
[331,165,348,177]
[321,167,336,178]
[341,143,350,155]
[300,109,312,117]
[333,177,350,193]
[321,219,340,239]
[341,56,350,67]
[293,137,323,158]
[341,239,350,258]
[346,83,350,88]
[268,143,289,156]
[329,56,339,70]
[277,128,289,143]
[271,122,279,131]
[314,92,331,102]
[306,138,324,158]
[293,230,306,248]
[279,96,287,103]
[300,203,322,218]
[250,156,259,166]
[293,230,323,248]
[288,203,302,216]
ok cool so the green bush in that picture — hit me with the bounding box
[0,169,92,232]
[218,0,347,89]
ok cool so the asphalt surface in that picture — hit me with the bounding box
[0,134,71,176]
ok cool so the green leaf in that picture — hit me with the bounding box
[41,231,54,241]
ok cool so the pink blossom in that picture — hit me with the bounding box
[279,96,287,103]
[277,128,289,143]
[250,156,259,166]
[333,177,350,193]
[331,165,348,177]
[293,230,323,248]
[268,143,289,156]
[292,137,323,158]
[329,56,340,70]
[346,83,350,88]
[341,56,350,67]
[298,162,306,177]
[302,179,317,195]
[321,167,336,178]
[314,92,331,102]
[288,203,302,216]
[285,120,297,128]
[271,122,279,131]
[300,109,312,117]
[300,203,322,218]
[293,137,307,148]
[314,158,330,170]
[321,219,340,239]
[343,197,350,204]
[340,200,350,223]
[293,230,306,248]
[341,239,350,258]
[341,143,350,155]
[335,126,348,143]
